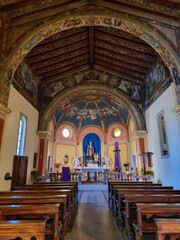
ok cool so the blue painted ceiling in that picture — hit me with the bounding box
[54,93,129,130]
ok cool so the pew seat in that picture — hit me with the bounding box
[0,219,46,240]
[155,218,180,240]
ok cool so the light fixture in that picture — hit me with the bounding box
[64,155,69,163]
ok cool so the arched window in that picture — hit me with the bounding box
[16,115,27,156]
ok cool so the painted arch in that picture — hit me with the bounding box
[1,11,180,106]
[40,85,145,132]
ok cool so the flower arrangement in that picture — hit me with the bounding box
[55,163,62,173]
[31,169,38,183]
[123,162,129,171]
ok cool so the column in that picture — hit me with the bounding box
[37,131,51,176]
[0,104,11,154]
[135,130,148,172]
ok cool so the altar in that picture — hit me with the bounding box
[74,166,111,182]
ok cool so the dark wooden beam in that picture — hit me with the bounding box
[39,59,89,79]
[38,27,87,46]
[36,53,89,75]
[94,46,152,67]
[95,58,145,79]
[94,53,147,74]
[97,0,179,20]
[41,65,90,85]
[31,47,89,70]
[89,26,94,66]
[27,39,89,63]
[94,38,155,62]
[94,29,156,55]
[94,64,143,85]
[28,31,89,57]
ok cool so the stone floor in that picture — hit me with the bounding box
[66,188,125,240]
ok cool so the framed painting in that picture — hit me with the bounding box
[156,110,170,158]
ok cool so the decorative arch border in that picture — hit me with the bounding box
[1,12,180,105]
[79,126,105,145]
[40,84,145,132]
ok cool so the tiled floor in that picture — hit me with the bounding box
[66,190,125,240]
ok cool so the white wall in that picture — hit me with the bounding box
[0,86,39,190]
[146,84,180,189]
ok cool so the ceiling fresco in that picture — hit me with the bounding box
[5,0,177,130]
[54,92,129,131]
[16,25,158,113]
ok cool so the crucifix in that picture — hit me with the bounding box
[113,145,121,171]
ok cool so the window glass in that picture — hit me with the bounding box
[113,128,121,138]
[16,115,27,156]
[62,128,70,139]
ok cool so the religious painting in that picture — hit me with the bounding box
[156,110,169,158]
[124,83,142,101]
[13,61,39,108]
[172,67,180,86]
[145,59,171,108]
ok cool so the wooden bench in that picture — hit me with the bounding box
[108,182,154,204]
[115,189,180,228]
[155,218,180,240]
[0,219,46,240]
[0,190,75,230]
[32,182,78,193]
[132,203,180,240]
[16,185,77,204]
[110,185,173,212]
[0,194,68,237]
[16,185,78,215]
[0,204,60,240]
[121,194,180,239]
[109,183,162,207]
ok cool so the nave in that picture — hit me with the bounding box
[66,189,125,240]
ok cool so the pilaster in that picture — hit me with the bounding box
[37,131,51,175]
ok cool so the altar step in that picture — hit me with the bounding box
[78,183,108,191]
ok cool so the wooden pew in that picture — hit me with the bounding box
[110,185,173,212]
[155,218,180,240]
[16,185,78,214]
[15,185,77,203]
[108,182,154,203]
[0,219,46,240]
[115,189,180,227]
[32,182,78,192]
[0,190,75,230]
[132,203,180,240]
[122,194,180,239]
[0,195,68,237]
[109,183,162,206]
[0,204,60,240]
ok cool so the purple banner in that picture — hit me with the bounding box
[114,142,121,173]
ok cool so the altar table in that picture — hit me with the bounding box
[74,166,111,182]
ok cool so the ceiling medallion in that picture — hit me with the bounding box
[106,76,121,87]
[62,77,77,88]
[83,94,100,101]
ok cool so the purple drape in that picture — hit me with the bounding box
[114,142,121,173]
[62,167,70,181]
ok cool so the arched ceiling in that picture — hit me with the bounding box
[54,92,129,131]
[3,0,176,130]
[23,25,158,113]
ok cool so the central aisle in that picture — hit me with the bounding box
[66,190,125,240]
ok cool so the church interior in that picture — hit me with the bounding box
[0,0,180,239]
